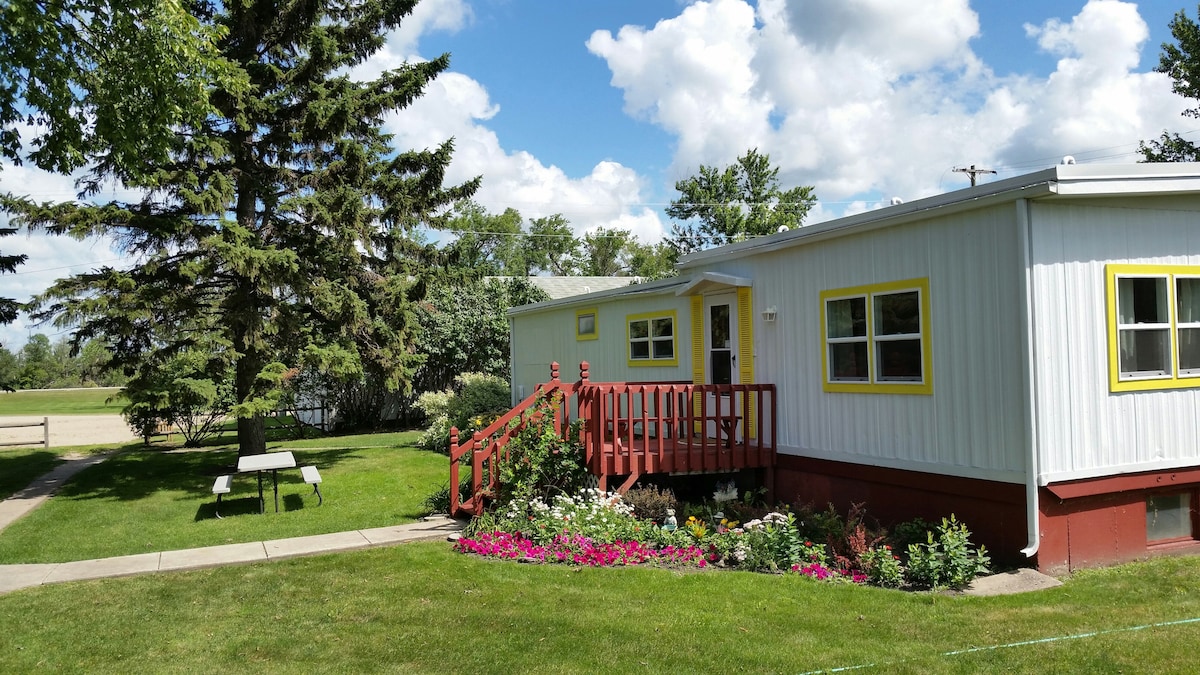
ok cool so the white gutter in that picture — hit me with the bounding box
[1016,198,1041,558]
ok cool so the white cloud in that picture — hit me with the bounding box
[352,0,474,79]
[383,62,667,242]
[589,0,1190,209]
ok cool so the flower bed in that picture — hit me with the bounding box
[456,488,990,589]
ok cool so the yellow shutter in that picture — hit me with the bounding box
[737,286,755,438]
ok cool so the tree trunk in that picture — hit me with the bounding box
[234,348,267,457]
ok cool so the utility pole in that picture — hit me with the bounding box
[954,164,996,187]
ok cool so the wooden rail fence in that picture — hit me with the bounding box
[0,417,50,450]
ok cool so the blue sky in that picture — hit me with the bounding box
[1,0,1195,349]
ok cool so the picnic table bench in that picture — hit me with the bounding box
[210,451,323,517]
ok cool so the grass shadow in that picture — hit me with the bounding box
[56,446,367,503]
[0,449,63,499]
[194,496,264,521]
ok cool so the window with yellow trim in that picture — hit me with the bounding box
[576,308,598,341]
[1107,264,1200,391]
[627,310,677,366]
[821,279,932,394]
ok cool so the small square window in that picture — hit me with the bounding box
[1147,493,1193,542]
[576,309,598,341]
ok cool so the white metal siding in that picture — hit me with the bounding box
[692,203,1027,482]
[510,293,693,400]
[1030,199,1200,481]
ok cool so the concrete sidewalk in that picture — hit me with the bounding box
[0,516,464,594]
[0,453,112,532]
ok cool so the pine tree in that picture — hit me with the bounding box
[0,226,25,338]
[1,0,478,455]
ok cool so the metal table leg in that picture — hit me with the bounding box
[257,471,265,514]
[272,468,280,513]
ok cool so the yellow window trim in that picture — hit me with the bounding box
[1106,263,1200,392]
[575,307,599,341]
[626,309,679,367]
[820,278,933,395]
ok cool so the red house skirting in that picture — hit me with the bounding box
[777,456,1200,573]
[774,455,1028,567]
[1039,469,1200,575]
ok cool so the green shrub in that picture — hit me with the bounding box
[890,517,937,551]
[495,396,587,505]
[416,372,511,454]
[904,514,990,590]
[860,545,905,588]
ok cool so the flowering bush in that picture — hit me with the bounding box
[791,562,867,584]
[455,532,709,567]
[735,512,803,572]
[471,488,648,547]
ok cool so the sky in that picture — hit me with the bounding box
[1,0,1195,350]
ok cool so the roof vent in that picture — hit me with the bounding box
[1061,155,1076,165]
[890,197,904,206]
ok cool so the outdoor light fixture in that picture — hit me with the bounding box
[762,306,777,322]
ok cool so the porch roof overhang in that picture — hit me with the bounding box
[675,271,752,296]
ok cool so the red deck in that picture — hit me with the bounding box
[450,362,777,517]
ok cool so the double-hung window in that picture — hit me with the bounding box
[627,310,677,366]
[821,278,931,394]
[1108,264,1200,391]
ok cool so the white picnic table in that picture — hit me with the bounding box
[237,451,296,514]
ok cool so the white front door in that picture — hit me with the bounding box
[704,292,739,438]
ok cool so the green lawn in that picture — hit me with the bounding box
[0,431,446,563]
[4,431,1200,671]
[1,545,1200,672]
[0,448,66,500]
[0,387,124,415]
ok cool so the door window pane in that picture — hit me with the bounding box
[710,304,730,349]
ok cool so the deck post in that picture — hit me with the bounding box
[449,426,460,515]
[471,430,484,511]
[550,361,560,383]
[579,361,589,383]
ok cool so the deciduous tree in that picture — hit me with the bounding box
[1141,7,1200,162]
[667,148,816,254]
[0,0,239,177]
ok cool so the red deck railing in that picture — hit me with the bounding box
[450,362,777,518]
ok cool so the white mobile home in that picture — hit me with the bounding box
[509,163,1200,572]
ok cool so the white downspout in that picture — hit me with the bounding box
[1016,198,1041,558]
[508,316,518,406]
